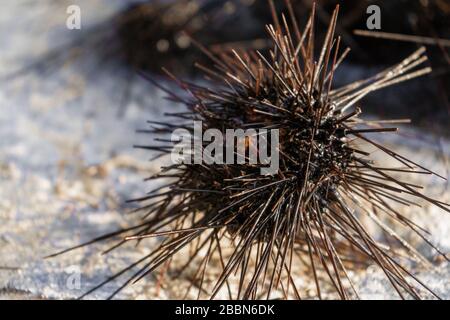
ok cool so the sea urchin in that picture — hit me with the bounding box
[51,1,449,300]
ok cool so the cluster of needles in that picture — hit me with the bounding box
[50,1,449,300]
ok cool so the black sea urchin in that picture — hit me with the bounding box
[52,2,449,299]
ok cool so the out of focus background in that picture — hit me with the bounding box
[0,0,449,299]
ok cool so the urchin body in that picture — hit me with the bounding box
[168,79,358,244]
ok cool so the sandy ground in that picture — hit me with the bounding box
[0,0,449,299]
